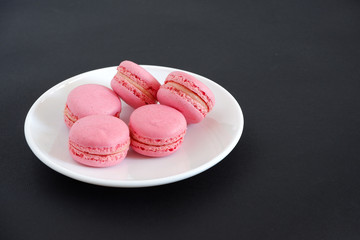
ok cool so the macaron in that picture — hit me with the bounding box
[64,84,121,128]
[111,60,161,108]
[129,104,187,157]
[157,71,215,124]
[69,115,130,167]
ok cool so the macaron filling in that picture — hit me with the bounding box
[64,104,78,127]
[165,81,209,111]
[161,82,208,117]
[165,73,214,112]
[69,139,130,162]
[130,130,186,154]
[114,66,157,103]
[131,129,186,146]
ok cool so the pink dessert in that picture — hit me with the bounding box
[129,104,187,157]
[157,71,215,124]
[69,115,130,167]
[111,60,161,108]
[64,84,121,128]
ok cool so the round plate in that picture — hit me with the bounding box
[24,65,244,187]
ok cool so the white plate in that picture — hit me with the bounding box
[24,65,244,187]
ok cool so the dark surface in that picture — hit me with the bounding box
[1,0,360,239]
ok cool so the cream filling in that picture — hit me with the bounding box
[69,141,129,156]
[130,131,185,146]
[64,106,77,123]
[65,112,76,123]
[117,72,156,102]
[166,81,208,111]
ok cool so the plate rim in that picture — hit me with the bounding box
[24,65,244,188]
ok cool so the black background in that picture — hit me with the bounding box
[1,0,360,239]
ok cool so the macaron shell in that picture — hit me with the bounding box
[157,71,215,124]
[69,115,130,167]
[69,115,129,148]
[111,60,161,108]
[166,71,215,111]
[65,84,121,126]
[119,60,160,97]
[111,75,149,109]
[129,104,187,157]
[157,87,204,124]
[129,104,187,140]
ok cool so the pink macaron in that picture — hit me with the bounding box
[129,104,187,157]
[111,60,161,109]
[64,84,121,128]
[69,115,130,167]
[157,71,215,124]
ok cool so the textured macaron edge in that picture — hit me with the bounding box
[69,138,130,167]
[111,73,155,106]
[64,104,78,128]
[69,139,130,155]
[69,149,128,167]
[158,85,208,117]
[130,137,185,157]
[129,121,186,157]
[111,60,160,107]
[156,87,205,123]
[119,61,160,93]
[130,129,186,146]
[117,63,159,99]
[165,71,215,112]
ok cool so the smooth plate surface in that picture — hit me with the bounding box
[24,65,244,187]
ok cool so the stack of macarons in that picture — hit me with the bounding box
[64,60,215,168]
